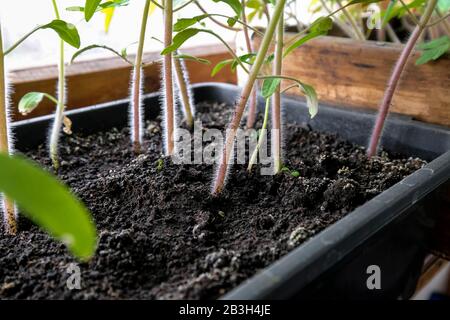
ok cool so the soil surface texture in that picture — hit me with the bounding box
[0,102,425,299]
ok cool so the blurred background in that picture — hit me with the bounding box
[0,0,313,69]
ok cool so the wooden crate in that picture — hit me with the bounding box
[252,35,450,127]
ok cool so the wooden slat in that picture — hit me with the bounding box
[253,35,450,127]
[8,43,237,121]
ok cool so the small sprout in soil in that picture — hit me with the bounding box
[1,11,96,256]
[49,0,80,169]
[162,0,176,156]
[281,166,300,178]
[210,0,289,195]
[156,158,164,172]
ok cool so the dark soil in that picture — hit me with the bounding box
[0,102,425,299]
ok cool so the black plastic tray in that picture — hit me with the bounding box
[11,83,450,300]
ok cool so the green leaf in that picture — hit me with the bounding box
[71,44,133,65]
[381,0,397,27]
[227,16,238,27]
[231,53,256,70]
[42,20,81,48]
[161,28,202,54]
[347,0,383,5]
[416,36,450,65]
[383,0,425,22]
[283,32,325,57]
[211,59,234,76]
[85,0,102,21]
[283,17,332,57]
[291,170,300,177]
[0,154,97,260]
[19,92,57,115]
[173,14,208,32]
[266,53,275,63]
[66,0,129,13]
[174,54,211,64]
[246,0,263,9]
[310,16,333,33]
[19,92,44,115]
[212,0,242,15]
[261,78,281,98]
[99,0,129,9]
[261,76,318,118]
[66,6,85,12]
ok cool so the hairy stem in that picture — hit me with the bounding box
[212,0,286,196]
[131,0,151,153]
[163,0,175,155]
[241,0,258,129]
[272,11,284,174]
[49,0,64,169]
[173,52,194,128]
[367,0,438,157]
[248,98,270,171]
[0,23,17,235]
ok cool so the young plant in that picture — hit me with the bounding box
[16,1,81,169]
[0,21,96,258]
[367,0,440,157]
[211,0,287,195]
[1,9,80,232]
[163,0,176,155]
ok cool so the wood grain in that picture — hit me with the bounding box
[253,35,450,127]
[8,43,237,121]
